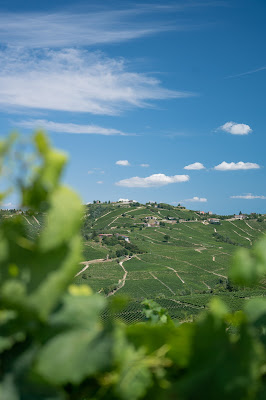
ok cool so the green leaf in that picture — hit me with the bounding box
[0,375,19,400]
[39,186,83,251]
[230,237,266,286]
[51,292,106,328]
[126,322,193,368]
[230,248,257,285]
[22,131,67,209]
[29,234,82,319]
[245,298,266,345]
[175,310,260,400]
[114,345,152,400]
[36,327,112,385]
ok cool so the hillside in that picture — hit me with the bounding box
[2,202,265,323]
[75,202,266,322]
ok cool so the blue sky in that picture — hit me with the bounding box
[0,0,265,214]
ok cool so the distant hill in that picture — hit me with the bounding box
[2,202,265,322]
[76,202,266,322]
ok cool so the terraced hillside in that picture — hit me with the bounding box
[76,202,266,322]
[2,203,265,323]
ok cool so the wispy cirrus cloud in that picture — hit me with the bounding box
[140,163,150,168]
[0,4,221,49]
[214,162,260,171]
[219,122,252,135]
[0,48,191,115]
[226,66,266,79]
[0,8,188,48]
[115,173,189,188]
[184,162,205,170]
[16,119,130,136]
[182,196,207,202]
[230,194,266,200]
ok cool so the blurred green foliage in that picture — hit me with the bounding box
[1,132,266,399]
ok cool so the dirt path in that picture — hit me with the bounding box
[245,221,265,234]
[124,206,145,214]
[244,221,256,231]
[229,221,254,238]
[138,233,162,244]
[194,247,206,253]
[166,266,185,283]
[33,216,40,225]
[149,272,176,295]
[107,257,129,296]
[95,210,112,222]
[232,229,252,245]
[183,223,197,231]
[202,281,211,289]
[107,215,120,227]
[75,258,113,277]
[171,298,203,310]
[182,260,227,279]
[23,216,32,225]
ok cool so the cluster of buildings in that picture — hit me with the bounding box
[233,214,247,220]
[208,218,221,225]
[144,216,160,227]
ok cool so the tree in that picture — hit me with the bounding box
[164,234,170,242]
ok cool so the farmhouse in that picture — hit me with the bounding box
[234,214,247,220]
[144,220,159,227]
[98,234,113,238]
[115,234,130,242]
[208,218,220,224]
[117,199,137,204]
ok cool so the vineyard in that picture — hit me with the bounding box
[2,192,266,323]
[72,202,266,322]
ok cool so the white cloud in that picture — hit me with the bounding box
[182,197,207,202]
[0,48,192,115]
[214,162,260,171]
[16,119,129,136]
[115,173,189,188]
[97,181,103,184]
[230,194,266,200]
[220,122,252,135]
[116,160,130,166]
[88,169,105,175]
[184,162,205,170]
[0,202,16,209]
[0,9,179,48]
[140,163,150,167]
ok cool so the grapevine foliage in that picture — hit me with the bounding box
[1,132,266,399]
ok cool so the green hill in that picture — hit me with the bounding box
[3,202,265,322]
[74,202,266,322]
